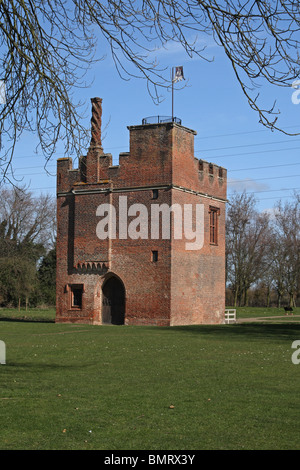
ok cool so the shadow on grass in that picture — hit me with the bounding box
[1,315,300,342]
[5,361,76,369]
[0,317,55,324]
[154,323,300,342]
[4,361,95,369]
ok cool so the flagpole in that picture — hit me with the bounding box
[171,67,174,122]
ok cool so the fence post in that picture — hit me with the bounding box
[224,309,236,324]
[0,341,6,364]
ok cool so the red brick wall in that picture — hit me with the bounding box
[56,109,227,326]
[170,190,225,325]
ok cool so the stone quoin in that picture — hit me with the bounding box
[56,98,227,326]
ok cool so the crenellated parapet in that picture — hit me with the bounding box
[197,159,227,200]
[57,157,79,193]
[57,99,227,205]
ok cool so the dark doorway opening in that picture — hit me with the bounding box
[102,276,125,325]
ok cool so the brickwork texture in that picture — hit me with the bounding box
[56,98,227,326]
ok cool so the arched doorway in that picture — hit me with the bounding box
[102,276,125,325]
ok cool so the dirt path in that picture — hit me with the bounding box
[237,315,300,323]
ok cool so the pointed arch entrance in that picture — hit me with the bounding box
[101,275,125,325]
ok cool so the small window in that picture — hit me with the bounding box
[152,250,158,262]
[209,164,214,175]
[209,207,220,245]
[70,285,83,309]
[152,189,159,199]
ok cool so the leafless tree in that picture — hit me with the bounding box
[1,1,300,180]
[226,191,271,306]
[0,185,56,306]
[0,186,56,251]
[268,230,288,308]
[272,193,300,308]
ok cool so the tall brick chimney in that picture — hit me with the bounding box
[89,97,103,150]
[83,97,103,183]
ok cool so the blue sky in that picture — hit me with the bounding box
[9,34,300,213]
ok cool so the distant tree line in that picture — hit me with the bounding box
[0,186,56,308]
[226,191,300,308]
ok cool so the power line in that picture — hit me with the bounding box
[228,186,300,195]
[195,145,300,159]
[256,194,299,201]
[8,172,56,177]
[27,187,55,191]
[229,174,300,184]
[195,125,300,140]
[229,162,300,172]
[196,138,300,153]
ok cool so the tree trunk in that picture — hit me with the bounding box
[244,288,249,307]
[234,288,238,308]
[266,286,270,308]
[289,293,295,308]
[277,292,281,309]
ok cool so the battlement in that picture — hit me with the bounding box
[198,159,226,179]
[57,99,227,202]
[56,98,227,326]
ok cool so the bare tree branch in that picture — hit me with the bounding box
[1,0,300,181]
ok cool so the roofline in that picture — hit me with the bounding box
[127,121,197,135]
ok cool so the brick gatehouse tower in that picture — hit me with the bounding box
[56,98,227,326]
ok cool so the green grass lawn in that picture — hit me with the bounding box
[1,305,299,323]
[233,306,300,322]
[0,308,300,450]
[0,307,56,323]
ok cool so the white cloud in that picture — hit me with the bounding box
[151,34,220,61]
[227,177,270,192]
[261,207,279,220]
